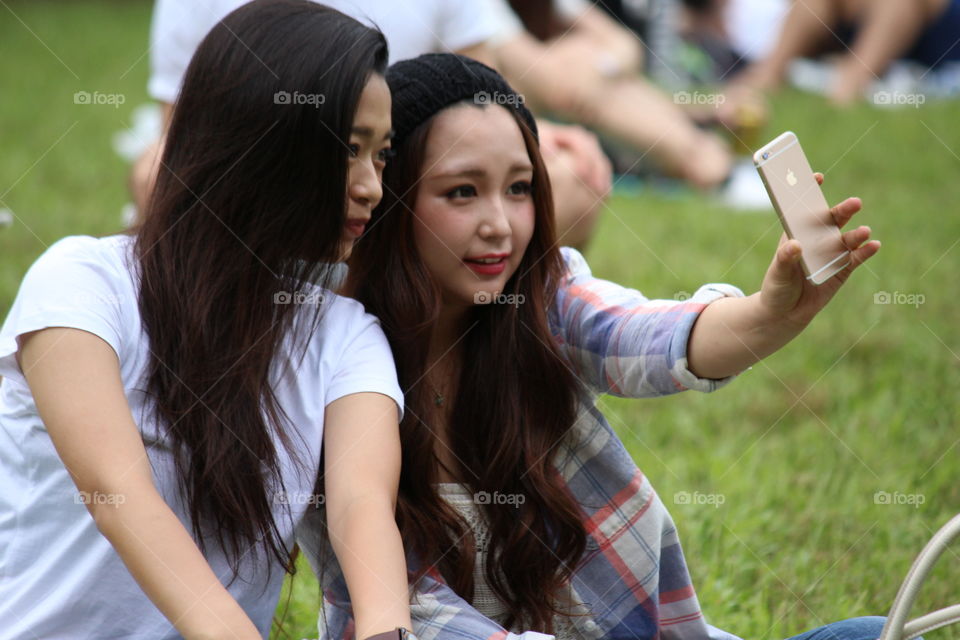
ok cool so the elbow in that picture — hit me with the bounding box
[327,494,398,540]
[82,481,159,536]
[83,489,131,535]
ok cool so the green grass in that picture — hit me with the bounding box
[2,2,958,639]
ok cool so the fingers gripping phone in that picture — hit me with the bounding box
[754,131,850,285]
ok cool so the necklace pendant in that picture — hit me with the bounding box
[434,392,444,407]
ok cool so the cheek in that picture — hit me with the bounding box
[413,198,450,273]
[412,198,459,263]
[345,162,358,196]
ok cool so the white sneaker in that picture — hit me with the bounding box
[719,159,771,211]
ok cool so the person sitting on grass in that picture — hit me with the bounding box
[297,53,887,640]
[0,2,413,638]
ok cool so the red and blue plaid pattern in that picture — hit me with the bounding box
[299,248,744,640]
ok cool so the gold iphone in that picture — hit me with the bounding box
[753,131,850,285]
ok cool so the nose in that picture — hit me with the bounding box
[348,159,383,210]
[478,196,512,240]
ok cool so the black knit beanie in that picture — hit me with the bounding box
[385,53,538,149]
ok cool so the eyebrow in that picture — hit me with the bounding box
[430,163,533,180]
[351,126,394,142]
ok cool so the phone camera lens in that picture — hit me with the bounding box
[762,152,770,160]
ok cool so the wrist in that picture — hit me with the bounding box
[363,627,419,640]
[750,292,809,347]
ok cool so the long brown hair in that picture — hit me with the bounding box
[346,104,587,632]
[133,0,387,580]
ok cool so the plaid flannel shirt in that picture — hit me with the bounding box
[297,248,745,640]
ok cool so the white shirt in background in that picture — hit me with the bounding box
[149,0,498,104]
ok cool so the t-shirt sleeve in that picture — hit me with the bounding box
[0,236,127,383]
[324,300,404,421]
[479,0,526,46]
[556,0,590,20]
[436,0,498,53]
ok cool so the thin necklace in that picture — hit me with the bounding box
[432,387,445,407]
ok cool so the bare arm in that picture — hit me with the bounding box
[455,41,496,67]
[20,328,261,640]
[687,175,880,379]
[568,3,643,74]
[323,392,412,640]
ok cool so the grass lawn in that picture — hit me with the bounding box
[2,2,958,639]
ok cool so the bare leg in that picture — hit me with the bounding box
[127,103,172,227]
[831,0,949,104]
[497,33,731,189]
[740,0,845,91]
[583,78,733,189]
[545,149,605,250]
[129,137,164,224]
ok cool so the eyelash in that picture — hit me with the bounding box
[508,181,532,195]
[446,181,532,200]
[349,145,394,164]
[446,185,477,199]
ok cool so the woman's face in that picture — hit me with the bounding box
[342,73,392,260]
[412,104,536,310]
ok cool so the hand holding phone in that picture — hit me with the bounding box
[748,132,880,329]
[754,131,849,285]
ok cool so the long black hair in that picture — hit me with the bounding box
[134,0,388,580]
[347,103,587,632]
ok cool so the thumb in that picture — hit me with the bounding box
[761,239,804,314]
[771,239,803,282]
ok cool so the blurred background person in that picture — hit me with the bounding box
[127,0,612,249]
[484,0,771,209]
[732,0,960,105]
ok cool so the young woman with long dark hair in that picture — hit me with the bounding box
[0,2,413,638]
[300,53,886,640]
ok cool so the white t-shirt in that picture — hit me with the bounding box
[724,0,789,62]
[0,234,403,639]
[149,0,498,104]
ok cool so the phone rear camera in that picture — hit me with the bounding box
[762,152,770,160]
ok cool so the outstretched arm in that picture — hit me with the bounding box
[687,173,880,378]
